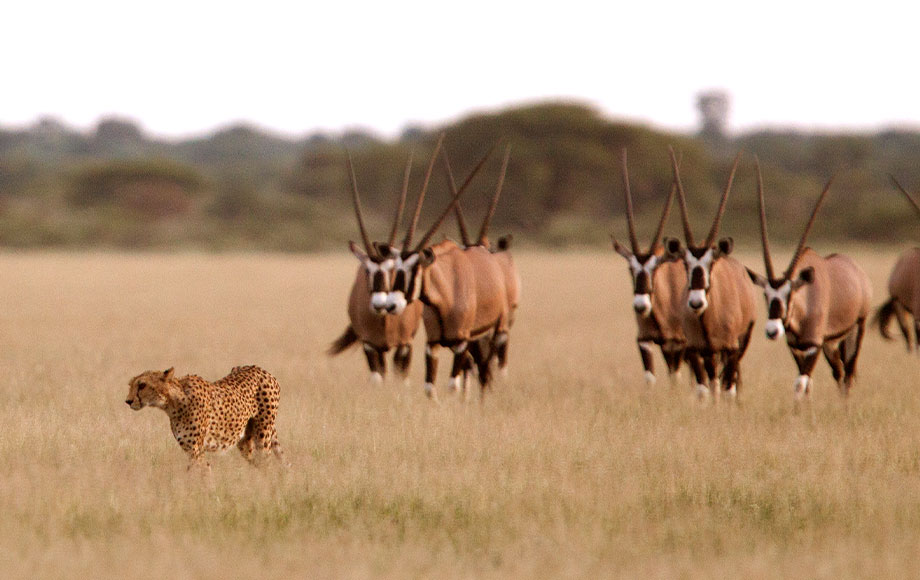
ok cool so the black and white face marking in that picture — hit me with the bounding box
[684,248,715,314]
[350,241,395,315]
[386,252,425,315]
[761,280,792,340]
[627,254,659,317]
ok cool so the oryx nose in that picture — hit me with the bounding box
[385,303,397,313]
[766,328,779,339]
[689,298,704,310]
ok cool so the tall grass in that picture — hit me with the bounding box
[0,247,918,579]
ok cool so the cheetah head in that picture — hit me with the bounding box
[125,367,178,410]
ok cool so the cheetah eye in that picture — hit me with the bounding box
[137,382,146,390]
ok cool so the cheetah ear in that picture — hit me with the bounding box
[163,367,175,381]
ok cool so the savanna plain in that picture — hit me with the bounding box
[2,247,920,579]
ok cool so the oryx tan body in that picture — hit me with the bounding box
[346,273,423,348]
[876,178,920,352]
[782,250,872,348]
[876,248,920,350]
[420,240,510,345]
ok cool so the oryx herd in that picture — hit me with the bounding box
[330,140,920,403]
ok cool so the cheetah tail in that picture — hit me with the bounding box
[328,325,359,356]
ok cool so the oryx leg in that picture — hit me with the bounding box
[362,343,386,386]
[661,343,685,385]
[393,345,412,383]
[791,343,820,400]
[447,341,470,395]
[841,318,866,396]
[494,331,510,376]
[721,349,741,400]
[893,301,915,352]
[637,340,656,385]
[468,339,491,392]
[703,351,720,397]
[822,343,845,387]
[424,343,440,400]
[723,323,754,398]
[685,348,709,400]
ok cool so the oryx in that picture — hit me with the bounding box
[611,149,687,386]
[875,176,920,353]
[746,159,872,399]
[443,147,520,387]
[663,148,758,401]
[385,143,512,400]
[327,141,442,385]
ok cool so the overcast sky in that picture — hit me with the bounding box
[4,0,919,138]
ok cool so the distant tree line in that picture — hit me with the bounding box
[0,104,917,250]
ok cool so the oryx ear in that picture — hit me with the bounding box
[793,266,815,288]
[611,235,631,258]
[746,267,767,288]
[716,237,734,256]
[163,367,175,381]
[664,237,683,258]
[349,241,369,263]
[419,248,436,266]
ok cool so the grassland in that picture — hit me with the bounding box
[1,247,919,579]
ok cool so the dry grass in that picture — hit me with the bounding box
[1,247,919,579]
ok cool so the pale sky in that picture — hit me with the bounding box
[4,0,919,139]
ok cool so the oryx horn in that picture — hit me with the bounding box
[650,153,680,251]
[755,156,776,281]
[413,140,500,252]
[387,151,414,248]
[441,150,472,247]
[668,146,696,247]
[785,175,835,279]
[477,144,511,246]
[889,175,920,219]
[702,151,742,248]
[620,148,640,254]
[402,133,445,250]
[346,150,375,258]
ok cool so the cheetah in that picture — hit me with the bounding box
[125,365,285,471]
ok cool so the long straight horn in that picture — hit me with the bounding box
[620,148,640,254]
[889,175,920,219]
[387,151,413,248]
[650,152,681,251]
[668,146,695,246]
[755,157,776,280]
[785,175,835,278]
[477,144,511,246]
[402,133,445,249]
[703,151,742,247]
[441,151,471,246]
[413,141,499,252]
[346,150,375,258]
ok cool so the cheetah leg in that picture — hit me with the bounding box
[237,418,256,463]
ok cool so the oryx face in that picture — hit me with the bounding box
[614,241,661,317]
[350,241,396,316]
[666,237,733,315]
[747,267,815,340]
[386,249,431,315]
